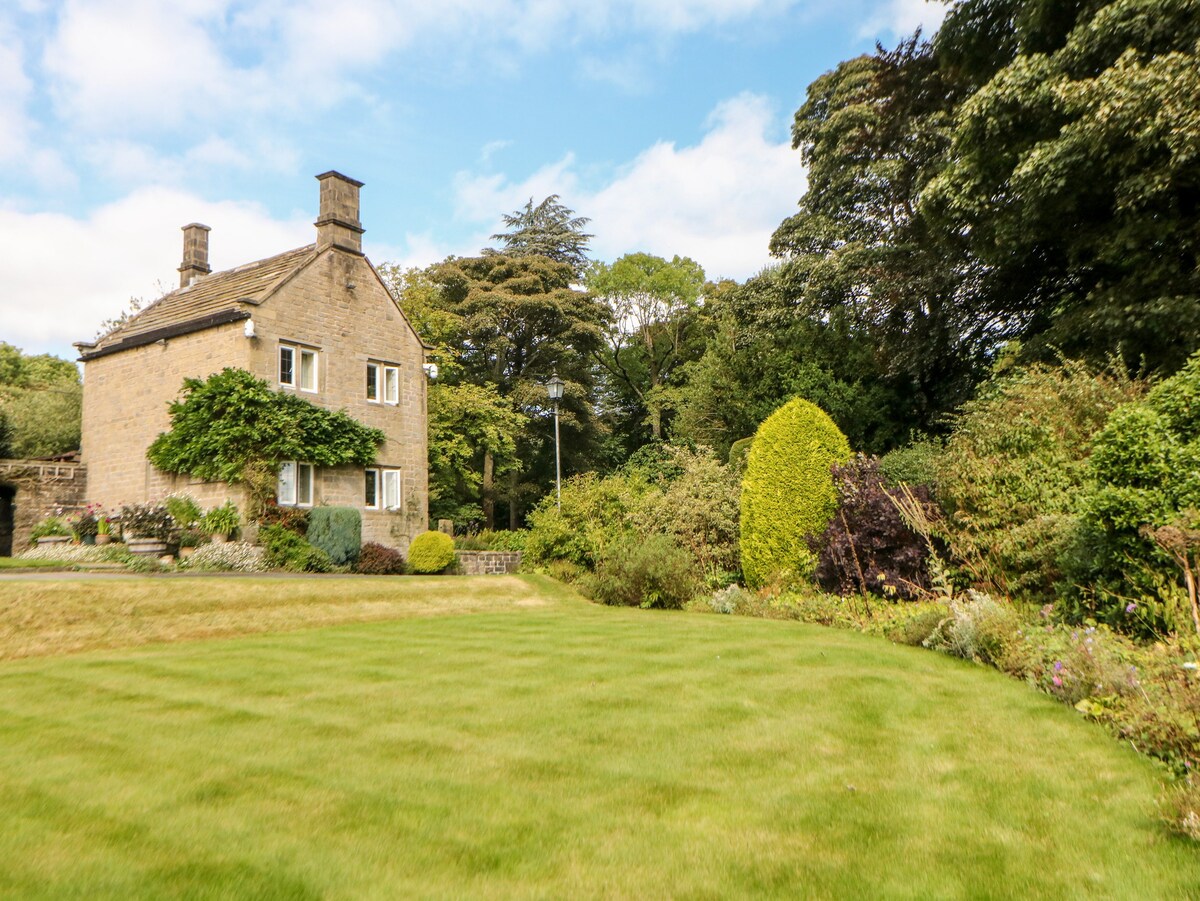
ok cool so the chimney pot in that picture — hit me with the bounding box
[315,171,365,254]
[178,223,211,288]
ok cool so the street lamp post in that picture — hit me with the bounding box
[546,375,565,510]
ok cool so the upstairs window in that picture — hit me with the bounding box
[279,346,294,387]
[278,461,314,507]
[384,365,400,405]
[280,344,318,392]
[299,349,318,392]
[366,363,380,402]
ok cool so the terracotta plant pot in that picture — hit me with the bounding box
[95,534,112,546]
[210,533,228,545]
[178,546,196,559]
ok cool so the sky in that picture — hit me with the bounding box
[0,0,948,361]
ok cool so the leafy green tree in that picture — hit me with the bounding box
[926,0,1200,372]
[769,41,992,435]
[423,253,609,527]
[0,343,82,458]
[490,195,593,277]
[672,269,907,456]
[587,253,707,442]
[427,382,527,527]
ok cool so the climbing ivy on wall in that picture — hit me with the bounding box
[147,368,384,485]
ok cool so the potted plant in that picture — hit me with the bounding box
[72,509,100,545]
[95,515,112,545]
[202,501,240,544]
[30,515,72,547]
[120,503,174,556]
[177,528,209,559]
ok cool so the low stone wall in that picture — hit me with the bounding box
[456,551,522,575]
[0,459,88,556]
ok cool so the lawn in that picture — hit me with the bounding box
[0,556,65,571]
[0,576,1196,899]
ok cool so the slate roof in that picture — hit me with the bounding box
[79,244,318,360]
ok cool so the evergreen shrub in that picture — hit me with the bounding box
[878,440,940,487]
[259,523,333,573]
[1068,351,1200,631]
[582,533,699,609]
[354,542,407,575]
[739,397,851,588]
[307,507,362,566]
[408,531,455,574]
[936,360,1143,601]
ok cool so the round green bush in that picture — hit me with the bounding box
[739,397,851,588]
[408,531,456,574]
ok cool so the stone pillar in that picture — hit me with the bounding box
[315,171,364,254]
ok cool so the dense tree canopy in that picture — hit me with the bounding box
[490,195,594,277]
[587,252,707,442]
[407,253,609,528]
[0,343,81,459]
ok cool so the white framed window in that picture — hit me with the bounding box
[279,345,295,387]
[278,461,315,507]
[280,344,319,392]
[365,467,401,510]
[299,348,318,392]
[384,366,400,405]
[383,469,401,510]
[366,363,380,403]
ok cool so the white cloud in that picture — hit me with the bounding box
[0,187,312,356]
[38,0,807,140]
[859,0,948,39]
[453,93,805,281]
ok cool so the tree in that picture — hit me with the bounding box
[671,269,909,457]
[422,253,609,527]
[587,253,707,442]
[427,382,527,527]
[925,0,1200,373]
[490,195,594,277]
[769,40,993,435]
[0,343,82,458]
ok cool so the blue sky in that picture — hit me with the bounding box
[0,0,947,361]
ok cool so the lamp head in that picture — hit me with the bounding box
[546,375,565,401]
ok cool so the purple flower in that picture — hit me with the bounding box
[1054,661,1063,673]
[1126,603,1137,613]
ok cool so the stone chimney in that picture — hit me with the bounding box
[315,171,364,253]
[178,223,211,288]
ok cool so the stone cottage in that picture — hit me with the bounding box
[72,171,429,551]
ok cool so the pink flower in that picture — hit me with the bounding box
[1052,676,1063,687]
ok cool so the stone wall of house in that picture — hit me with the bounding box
[79,323,249,511]
[0,460,88,555]
[247,249,429,552]
[456,551,522,575]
